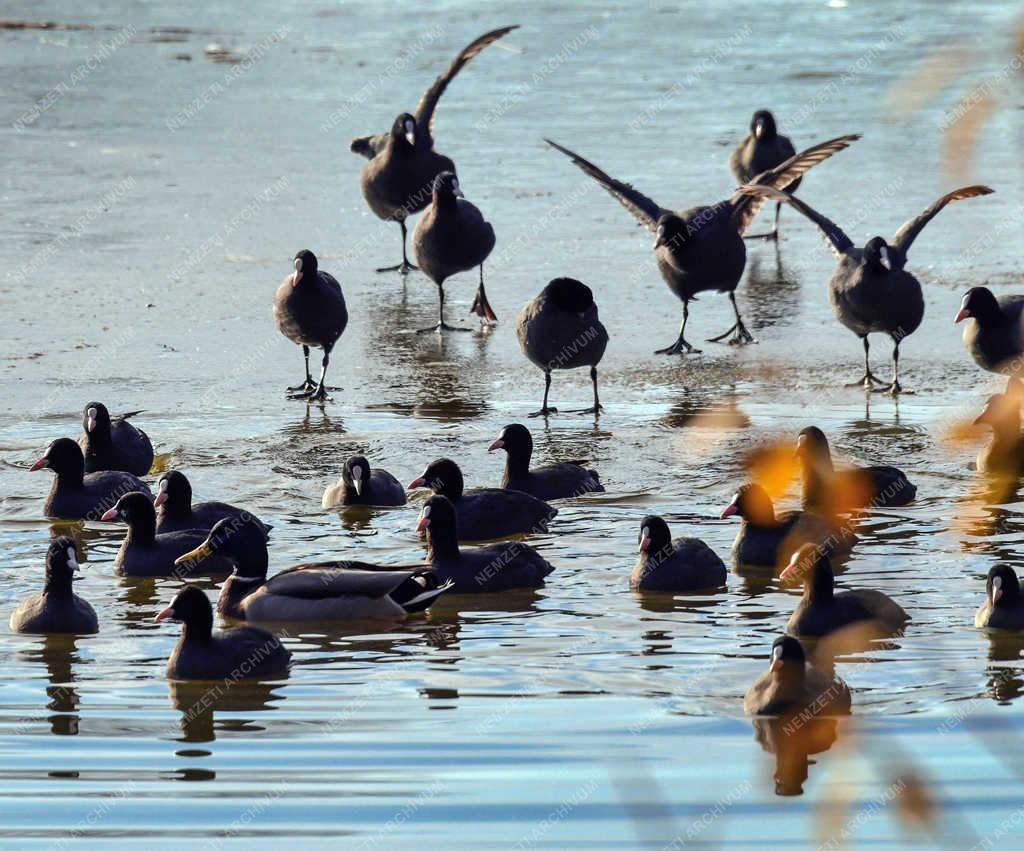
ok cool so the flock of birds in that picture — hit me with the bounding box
[16,25,1024,727]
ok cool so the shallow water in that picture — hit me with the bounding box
[2,0,1024,847]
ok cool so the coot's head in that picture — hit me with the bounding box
[721,483,775,524]
[101,491,155,526]
[751,109,777,139]
[431,171,463,203]
[863,237,893,273]
[956,287,1001,325]
[391,112,417,148]
[292,249,318,287]
[544,277,596,316]
[654,213,688,251]
[155,584,214,638]
[780,543,833,599]
[488,423,533,458]
[30,438,85,479]
[82,402,111,436]
[175,514,268,578]
[416,494,459,552]
[987,565,1020,608]
[342,456,372,496]
[638,515,672,558]
[795,426,831,463]
[154,470,191,511]
[46,536,81,591]
[409,458,464,501]
[768,635,806,676]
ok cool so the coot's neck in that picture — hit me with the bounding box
[125,511,157,547]
[165,489,192,518]
[806,565,834,603]
[86,420,112,449]
[182,616,213,643]
[504,446,531,482]
[44,569,74,599]
[54,460,85,489]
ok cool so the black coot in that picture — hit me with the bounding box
[515,277,609,417]
[273,249,348,401]
[9,537,98,634]
[321,456,406,508]
[975,565,1024,630]
[156,585,291,680]
[417,495,554,592]
[155,470,272,537]
[77,401,153,476]
[31,438,151,521]
[489,423,603,501]
[102,492,232,578]
[743,635,852,716]
[631,515,726,591]
[729,109,798,240]
[546,133,858,353]
[956,287,1024,375]
[409,457,556,540]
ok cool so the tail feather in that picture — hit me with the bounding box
[401,578,454,613]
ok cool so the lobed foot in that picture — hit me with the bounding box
[375,261,419,275]
[416,322,472,334]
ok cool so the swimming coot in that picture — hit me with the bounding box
[77,401,154,476]
[956,287,1024,376]
[975,565,1024,630]
[9,537,98,634]
[322,456,406,508]
[155,470,271,537]
[743,635,852,717]
[631,515,726,591]
[488,423,603,501]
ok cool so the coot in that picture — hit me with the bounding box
[489,423,603,501]
[631,515,726,591]
[155,470,272,537]
[743,635,852,716]
[77,401,154,476]
[975,565,1024,630]
[322,456,406,508]
[956,287,1024,375]
[729,109,798,240]
[9,537,98,634]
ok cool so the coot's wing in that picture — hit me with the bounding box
[265,563,423,599]
[545,139,667,234]
[350,132,389,160]
[891,185,994,257]
[730,134,860,236]
[737,183,854,258]
[415,25,519,146]
[114,410,145,423]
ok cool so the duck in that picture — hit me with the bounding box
[796,426,916,515]
[740,183,992,393]
[155,470,272,537]
[743,635,852,717]
[408,457,557,540]
[412,172,496,332]
[417,495,554,592]
[780,544,909,638]
[630,515,726,591]
[488,423,603,501]
[273,249,348,401]
[973,388,1024,476]
[546,133,858,352]
[155,584,291,680]
[729,109,798,240]
[352,25,517,275]
[321,455,406,508]
[101,492,232,577]
[30,438,152,521]
[77,401,153,476]
[956,286,1024,375]
[174,516,450,622]
[9,537,98,634]
[975,565,1024,630]
[515,277,609,417]
[720,483,855,570]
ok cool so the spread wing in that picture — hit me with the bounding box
[891,184,994,257]
[730,134,860,236]
[737,183,854,259]
[545,138,667,233]
[415,25,519,144]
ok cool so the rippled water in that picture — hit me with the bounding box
[2,0,1023,847]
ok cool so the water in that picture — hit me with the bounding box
[2,0,1023,847]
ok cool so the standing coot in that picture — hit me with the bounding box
[488,423,603,501]
[322,456,406,508]
[546,134,858,352]
[77,401,153,476]
[9,537,98,634]
[351,26,518,274]
[156,585,291,680]
[409,457,556,540]
[729,110,798,240]
[515,278,609,417]
[155,470,271,537]
[273,249,348,402]
[31,438,151,521]
[412,172,496,331]
[417,495,554,592]
[631,516,726,592]
[741,183,992,393]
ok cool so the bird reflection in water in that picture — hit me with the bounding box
[169,678,285,744]
[751,715,840,796]
[23,634,83,736]
[743,247,799,333]
[985,632,1024,703]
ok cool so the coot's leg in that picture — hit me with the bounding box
[286,345,316,393]
[417,283,471,333]
[470,264,498,325]
[742,202,781,241]
[376,220,420,275]
[529,370,557,418]
[846,337,887,388]
[305,345,334,402]
[874,340,912,395]
[656,302,701,354]
[707,292,756,345]
[569,365,603,415]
